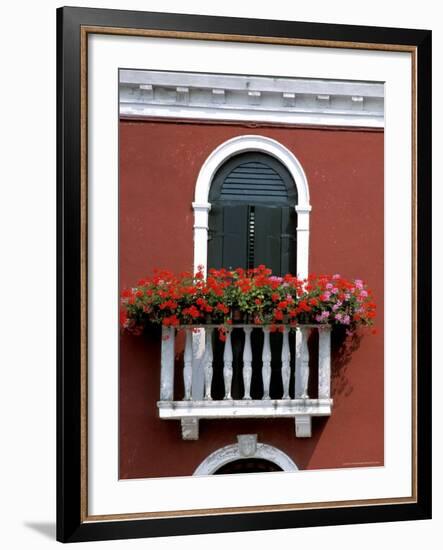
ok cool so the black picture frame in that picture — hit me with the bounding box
[57,6,432,543]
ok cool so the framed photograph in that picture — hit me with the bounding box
[57,6,432,543]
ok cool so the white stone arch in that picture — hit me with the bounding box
[193,435,299,476]
[192,134,311,279]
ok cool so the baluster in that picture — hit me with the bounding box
[318,326,332,398]
[160,326,175,401]
[183,328,193,400]
[191,328,205,400]
[242,327,253,399]
[223,328,233,400]
[262,326,272,399]
[203,328,214,400]
[295,326,310,398]
[281,326,291,399]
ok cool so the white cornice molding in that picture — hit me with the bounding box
[119,69,384,128]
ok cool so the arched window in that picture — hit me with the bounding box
[207,152,297,275]
[192,135,311,280]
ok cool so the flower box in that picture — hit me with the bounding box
[120,265,376,339]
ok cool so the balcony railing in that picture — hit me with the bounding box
[157,324,333,440]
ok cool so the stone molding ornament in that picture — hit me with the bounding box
[193,435,299,475]
[119,69,385,128]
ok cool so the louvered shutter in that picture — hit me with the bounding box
[218,160,290,203]
[207,204,223,270]
[280,206,297,275]
[253,206,297,276]
[208,204,249,270]
[253,206,282,274]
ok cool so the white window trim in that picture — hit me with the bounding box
[192,134,311,280]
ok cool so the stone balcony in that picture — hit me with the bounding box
[157,324,333,440]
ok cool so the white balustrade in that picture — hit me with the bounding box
[223,328,233,400]
[281,326,291,399]
[242,327,253,400]
[295,326,311,399]
[261,327,272,400]
[158,324,333,439]
[318,326,332,398]
[183,328,193,400]
[160,326,175,401]
[203,327,214,400]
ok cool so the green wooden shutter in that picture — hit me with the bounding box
[208,204,249,270]
[253,206,282,274]
[207,204,223,270]
[209,152,297,206]
[218,160,289,202]
[280,206,297,275]
[253,206,297,276]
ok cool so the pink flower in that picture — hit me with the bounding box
[326,283,333,290]
[360,290,368,298]
[321,291,331,301]
[354,279,364,289]
[333,274,341,280]
[335,312,351,325]
[315,311,330,323]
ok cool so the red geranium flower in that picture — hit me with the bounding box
[216,303,229,314]
[274,310,284,321]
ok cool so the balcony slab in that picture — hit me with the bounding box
[157,398,332,419]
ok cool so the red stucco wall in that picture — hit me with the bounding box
[119,119,384,479]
